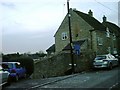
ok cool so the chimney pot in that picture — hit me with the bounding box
[103,15,107,22]
[88,10,93,17]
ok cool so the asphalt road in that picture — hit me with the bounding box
[3,66,120,90]
[39,67,120,90]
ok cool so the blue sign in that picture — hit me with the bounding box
[73,44,80,55]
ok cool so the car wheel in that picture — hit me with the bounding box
[24,73,27,78]
[15,75,19,81]
[108,63,112,70]
[6,76,11,86]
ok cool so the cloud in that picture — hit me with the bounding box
[1,1,64,35]
[1,2,16,9]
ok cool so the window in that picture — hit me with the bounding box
[113,48,117,54]
[106,27,110,37]
[108,47,111,54]
[97,37,103,45]
[113,33,116,40]
[61,32,68,40]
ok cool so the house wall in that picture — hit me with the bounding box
[54,9,120,55]
[117,38,120,55]
[95,30,117,55]
[102,22,120,55]
[55,9,93,53]
[55,15,70,53]
[91,30,97,53]
[96,30,108,55]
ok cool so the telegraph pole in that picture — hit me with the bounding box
[67,0,74,74]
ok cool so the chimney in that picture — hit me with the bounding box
[88,10,93,17]
[103,15,107,22]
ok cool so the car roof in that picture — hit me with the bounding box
[96,54,111,56]
[96,55,107,56]
[0,65,2,69]
[2,62,20,64]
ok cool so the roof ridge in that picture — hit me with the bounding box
[102,21,120,34]
[105,21,120,29]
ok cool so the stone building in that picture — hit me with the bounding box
[102,16,120,55]
[47,8,120,56]
[46,44,55,55]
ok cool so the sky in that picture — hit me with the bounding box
[0,0,120,54]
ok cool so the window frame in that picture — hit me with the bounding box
[97,37,103,46]
[106,27,110,38]
[61,32,68,40]
[113,33,116,40]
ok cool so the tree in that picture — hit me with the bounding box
[37,50,47,57]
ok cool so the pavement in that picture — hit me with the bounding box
[3,73,80,90]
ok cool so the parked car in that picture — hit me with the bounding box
[0,65,11,86]
[2,62,26,81]
[93,54,119,69]
[113,54,120,64]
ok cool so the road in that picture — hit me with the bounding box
[3,66,120,90]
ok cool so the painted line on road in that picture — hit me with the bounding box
[0,82,7,86]
[109,82,118,90]
[26,73,80,90]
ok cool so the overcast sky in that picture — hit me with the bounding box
[0,0,119,54]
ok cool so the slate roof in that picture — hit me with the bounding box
[73,10,106,30]
[46,44,55,52]
[102,21,120,37]
[54,9,106,37]
[62,40,85,51]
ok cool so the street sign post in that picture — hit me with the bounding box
[73,44,80,55]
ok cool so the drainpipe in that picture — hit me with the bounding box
[89,29,94,50]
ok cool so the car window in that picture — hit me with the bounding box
[95,56,106,60]
[107,55,111,59]
[6,63,13,69]
[15,63,21,68]
[2,63,10,69]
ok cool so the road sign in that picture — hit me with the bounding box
[73,44,80,55]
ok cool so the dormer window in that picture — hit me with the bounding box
[113,33,116,40]
[61,32,68,40]
[106,27,110,37]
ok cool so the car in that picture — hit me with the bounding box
[113,54,120,64]
[93,54,119,69]
[0,65,11,86]
[2,62,26,81]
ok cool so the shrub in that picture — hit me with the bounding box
[16,56,34,76]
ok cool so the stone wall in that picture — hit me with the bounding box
[32,51,95,79]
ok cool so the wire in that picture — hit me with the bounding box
[94,0,120,25]
[94,0,118,13]
[62,1,66,19]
